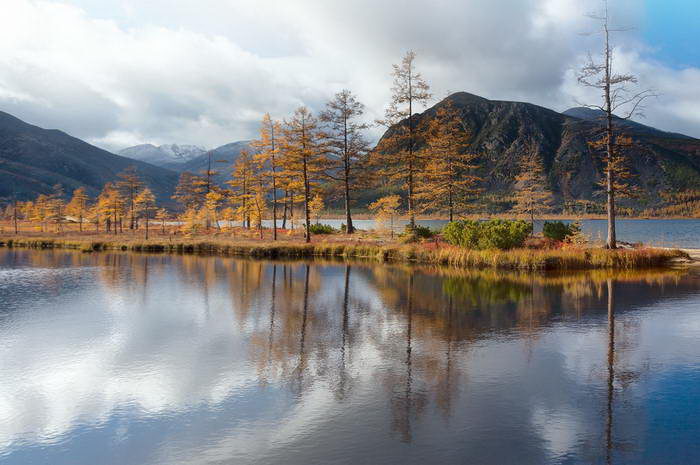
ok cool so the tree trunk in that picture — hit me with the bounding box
[281,190,288,229]
[606,115,617,249]
[407,165,415,229]
[271,130,278,241]
[604,23,617,250]
[13,200,18,235]
[344,163,354,234]
[290,193,295,230]
[303,161,311,243]
[448,188,453,223]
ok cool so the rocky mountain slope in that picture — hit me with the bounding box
[179,141,251,182]
[118,143,207,170]
[0,111,179,203]
[378,92,700,210]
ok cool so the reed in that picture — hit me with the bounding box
[0,234,689,270]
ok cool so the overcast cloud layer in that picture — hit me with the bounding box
[0,0,698,152]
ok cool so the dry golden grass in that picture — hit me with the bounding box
[0,228,689,271]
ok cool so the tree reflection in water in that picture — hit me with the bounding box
[1,248,697,464]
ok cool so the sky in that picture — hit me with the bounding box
[0,0,699,152]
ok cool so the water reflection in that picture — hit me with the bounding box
[1,249,700,465]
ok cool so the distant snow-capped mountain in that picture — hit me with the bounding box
[118,143,207,168]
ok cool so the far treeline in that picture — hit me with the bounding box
[1,6,696,248]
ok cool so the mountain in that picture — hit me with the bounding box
[377,92,700,210]
[0,110,179,203]
[179,140,252,182]
[562,107,693,140]
[119,143,206,170]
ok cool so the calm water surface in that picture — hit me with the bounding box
[2,249,700,464]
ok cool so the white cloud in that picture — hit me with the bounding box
[0,0,697,154]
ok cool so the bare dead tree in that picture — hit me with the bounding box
[577,0,656,249]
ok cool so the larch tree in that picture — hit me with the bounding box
[194,150,228,229]
[48,184,66,233]
[116,166,144,230]
[320,89,370,234]
[578,0,655,248]
[415,101,481,221]
[135,187,157,239]
[173,172,205,212]
[66,187,90,232]
[97,182,125,235]
[250,161,268,239]
[512,149,555,227]
[155,208,168,234]
[227,148,255,229]
[281,106,327,243]
[368,194,401,238]
[31,195,50,232]
[309,193,324,225]
[252,113,281,240]
[204,190,225,231]
[375,51,432,229]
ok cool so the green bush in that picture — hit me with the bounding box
[309,224,336,234]
[543,221,580,241]
[410,225,435,239]
[399,224,435,243]
[442,220,481,248]
[442,220,532,250]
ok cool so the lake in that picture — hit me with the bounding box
[2,249,700,464]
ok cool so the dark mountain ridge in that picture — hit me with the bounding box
[0,110,179,203]
[378,92,700,210]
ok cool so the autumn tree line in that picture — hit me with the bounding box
[0,5,663,251]
[2,51,500,242]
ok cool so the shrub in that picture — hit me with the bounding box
[410,225,434,239]
[543,221,580,242]
[309,223,336,234]
[442,220,481,248]
[399,224,435,243]
[442,219,532,250]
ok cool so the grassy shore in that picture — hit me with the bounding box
[0,232,690,271]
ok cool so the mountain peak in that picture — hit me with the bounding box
[118,143,206,166]
[444,92,490,105]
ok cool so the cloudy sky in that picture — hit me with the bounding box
[0,0,698,152]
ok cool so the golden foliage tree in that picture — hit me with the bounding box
[204,189,225,231]
[65,187,90,232]
[512,150,555,226]
[415,102,480,221]
[173,172,205,211]
[135,187,157,239]
[252,113,281,239]
[116,166,144,230]
[309,193,324,225]
[155,208,168,234]
[227,148,256,229]
[47,184,66,233]
[96,182,125,234]
[369,194,401,237]
[280,106,327,242]
[375,51,432,229]
[320,89,369,234]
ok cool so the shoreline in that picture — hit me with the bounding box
[0,235,691,271]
